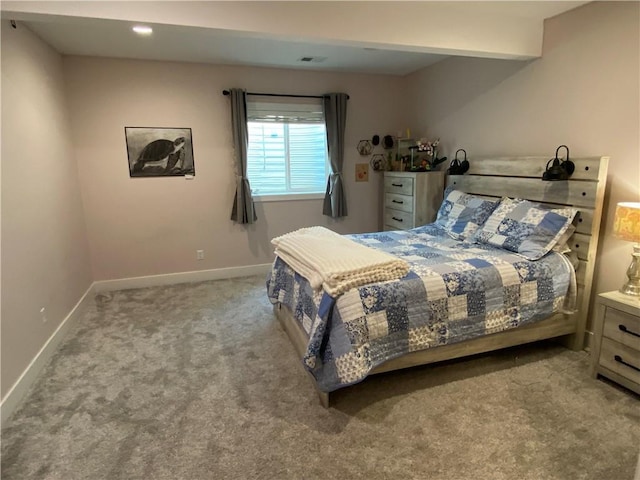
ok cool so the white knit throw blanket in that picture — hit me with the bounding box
[271,226,410,297]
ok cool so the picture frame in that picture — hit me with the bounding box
[125,127,195,177]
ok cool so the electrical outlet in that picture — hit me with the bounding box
[196,250,205,260]
[40,307,47,323]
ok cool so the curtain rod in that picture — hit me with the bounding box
[222,90,349,100]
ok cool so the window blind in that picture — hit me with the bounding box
[246,96,324,123]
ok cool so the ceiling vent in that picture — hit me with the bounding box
[297,56,327,63]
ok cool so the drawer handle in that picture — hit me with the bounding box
[619,324,640,338]
[392,217,403,222]
[391,183,403,187]
[392,200,404,204]
[614,355,640,373]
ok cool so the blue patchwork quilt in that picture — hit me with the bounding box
[266,224,574,392]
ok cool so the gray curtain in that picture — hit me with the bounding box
[322,93,348,218]
[229,88,257,224]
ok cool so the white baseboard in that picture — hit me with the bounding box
[0,282,96,427]
[0,263,272,426]
[93,263,272,292]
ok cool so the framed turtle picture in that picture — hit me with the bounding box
[125,127,195,177]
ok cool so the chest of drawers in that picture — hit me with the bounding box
[383,171,444,231]
[591,291,640,394]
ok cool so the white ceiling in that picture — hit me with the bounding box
[10,2,589,76]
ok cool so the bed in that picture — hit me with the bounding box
[267,155,609,407]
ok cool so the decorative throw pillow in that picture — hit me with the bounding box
[435,188,499,240]
[473,197,578,260]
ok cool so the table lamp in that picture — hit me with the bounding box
[613,202,640,296]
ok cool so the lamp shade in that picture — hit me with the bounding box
[613,202,640,242]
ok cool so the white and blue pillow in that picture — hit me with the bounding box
[472,197,577,260]
[435,188,499,240]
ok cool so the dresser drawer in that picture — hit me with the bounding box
[385,193,413,213]
[385,176,414,196]
[599,337,640,386]
[381,171,444,232]
[603,307,640,350]
[385,210,414,230]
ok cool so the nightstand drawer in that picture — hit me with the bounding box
[385,177,414,196]
[599,337,640,386]
[385,210,414,230]
[603,307,640,350]
[385,193,413,213]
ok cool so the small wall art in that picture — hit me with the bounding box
[355,163,369,182]
[125,127,195,177]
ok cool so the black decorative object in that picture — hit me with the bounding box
[383,135,396,149]
[125,127,195,177]
[372,135,380,146]
[542,145,575,181]
[447,149,469,175]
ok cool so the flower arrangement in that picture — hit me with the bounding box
[416,138,440,157]
[409,138,446,171]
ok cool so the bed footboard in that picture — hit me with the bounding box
[273,302,576,408]
[273,304,331,408]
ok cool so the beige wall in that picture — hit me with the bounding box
[64,57,407,280]
[1,22,93,398]
[405,1,639,317]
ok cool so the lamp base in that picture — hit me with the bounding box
[620,283,640,296]
[620,244,640,297]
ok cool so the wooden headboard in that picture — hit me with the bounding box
[446,155,609,350]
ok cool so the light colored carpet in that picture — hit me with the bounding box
[1,275,639,480]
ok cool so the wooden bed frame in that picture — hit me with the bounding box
[274,155,609,407]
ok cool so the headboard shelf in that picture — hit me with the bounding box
[448,175,599,208]
[462,156,605,180]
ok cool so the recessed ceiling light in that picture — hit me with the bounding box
[132,25,153,35]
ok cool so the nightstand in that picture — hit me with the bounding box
[383,171,444,231]
[591,291,640,394]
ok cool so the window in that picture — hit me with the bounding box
[246,97,329,200]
